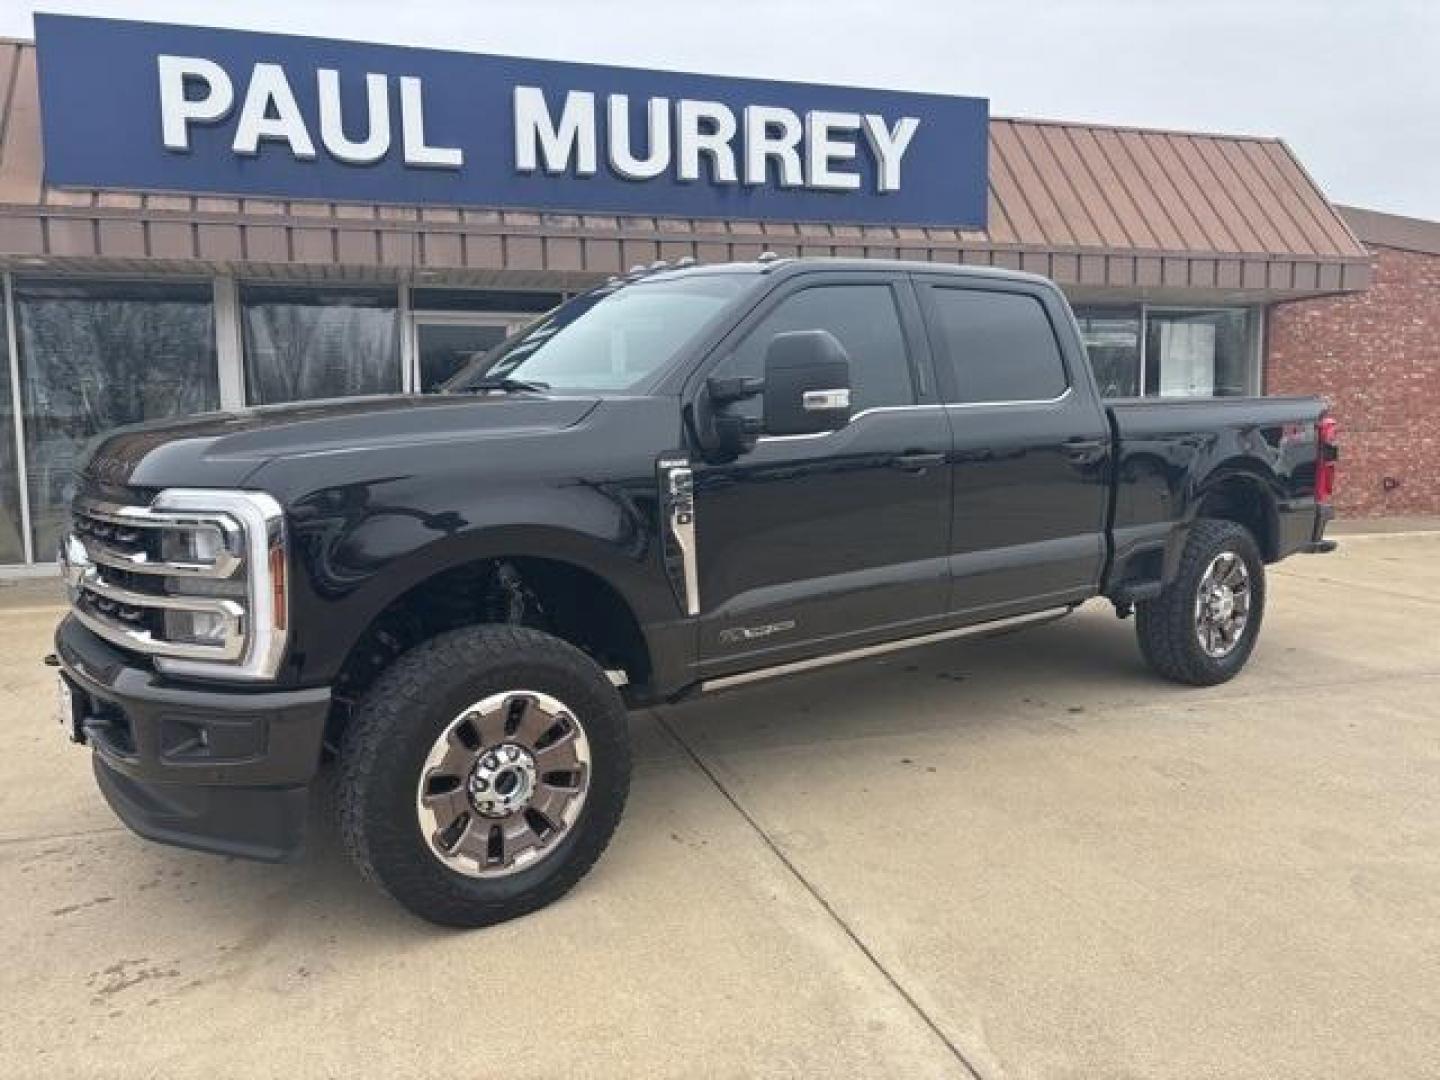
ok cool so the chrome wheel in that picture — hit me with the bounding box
[1194,551,1252,659]
[416,690,591,878]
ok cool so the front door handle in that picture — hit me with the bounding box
[1062,437,1107,464]
[889,451,947,473]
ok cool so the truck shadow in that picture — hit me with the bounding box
[106,604,1193,935]
[658,601,1177,755]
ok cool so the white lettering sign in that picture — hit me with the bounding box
[513,87,919,192]
[317,70,389,165]
[157,55,234,151]
[743,106,804,187]
[514,86,596,175]
[159,56,463,168]
[232,63,315,159]
[156,59,920,193]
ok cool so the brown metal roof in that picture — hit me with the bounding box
[1338,205,1440,257]
[0,39,1370,296]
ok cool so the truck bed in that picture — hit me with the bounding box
[1103,394,1330,595]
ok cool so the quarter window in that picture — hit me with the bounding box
[928,288,1068,404]
[718,284,915,416]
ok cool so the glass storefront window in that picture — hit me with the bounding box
[411,287,562,313]
[416,321,515,392]
[241,285,400,405]
[1075,308,1142,398]
[15,279,218,558]
[0,295,23,564]
[1145,309,1254,397]
[1075,305,1255,399]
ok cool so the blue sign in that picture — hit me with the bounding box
[35,15,988,228]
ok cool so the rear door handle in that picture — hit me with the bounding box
[889,451,947,473]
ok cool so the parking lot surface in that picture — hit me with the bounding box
[2,533,1437,1079]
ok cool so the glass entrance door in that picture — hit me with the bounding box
[413,317,523,392]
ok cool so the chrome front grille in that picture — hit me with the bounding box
[72,572,247,661]
[71,503,242,580]
[61,489,289,681]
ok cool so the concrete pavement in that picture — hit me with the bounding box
[1,533,1437,1078]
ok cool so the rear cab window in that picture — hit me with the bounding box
[923,285,1070,404]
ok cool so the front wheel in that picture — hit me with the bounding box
[1135,519,1266,686]
[337,625,631,927]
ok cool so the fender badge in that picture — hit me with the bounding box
[718,620,797,645]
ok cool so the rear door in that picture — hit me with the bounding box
[915,276,1110,617]
[689,271,953,674]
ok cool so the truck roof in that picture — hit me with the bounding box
[636,255,1057,289]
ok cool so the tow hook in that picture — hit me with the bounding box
[1114,602,1133,620]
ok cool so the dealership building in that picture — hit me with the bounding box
[0,18,1434,571]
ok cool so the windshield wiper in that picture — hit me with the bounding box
[451,377,551,394]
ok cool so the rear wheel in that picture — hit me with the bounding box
[1136,518,1266,686]
[337,625,630,927]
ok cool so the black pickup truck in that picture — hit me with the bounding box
[50,257,1338,926]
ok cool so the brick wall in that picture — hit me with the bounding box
[1267,244,1440,516]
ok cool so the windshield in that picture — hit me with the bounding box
[442,273,752,393]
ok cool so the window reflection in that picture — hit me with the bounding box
[242,285,399,405]
[14,279,218,558]
[0,299,22,564]
[1075,305,1254,399]
[1075,308,1142,398]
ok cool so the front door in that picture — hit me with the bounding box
[690,273,953,676]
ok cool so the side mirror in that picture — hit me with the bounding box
[763,330,853,436]
[693,374,763,464]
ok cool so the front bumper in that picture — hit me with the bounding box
[54,615,330,862]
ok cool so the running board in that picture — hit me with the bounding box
[700,606,1074,693]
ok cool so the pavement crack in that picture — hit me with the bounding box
[1272,569,1440,607]
[0,825,127,848]
[654,708,988,1080]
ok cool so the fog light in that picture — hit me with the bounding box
[164,609,232,645]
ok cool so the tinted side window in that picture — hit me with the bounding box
[717,284,914,416]
[929,288,1068,403]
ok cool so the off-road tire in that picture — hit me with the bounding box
[336,625,630,928]
[1135,518,1266,686]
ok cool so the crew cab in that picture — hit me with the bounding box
[49,258,1338,926]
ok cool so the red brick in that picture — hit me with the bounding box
[1267,244,1440,517]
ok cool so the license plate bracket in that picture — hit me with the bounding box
[55,672,85,744]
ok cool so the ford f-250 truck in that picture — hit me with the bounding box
[50,258,1339,927]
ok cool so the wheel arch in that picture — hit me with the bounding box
[315,531,662,747]
[1191,464,1282,562]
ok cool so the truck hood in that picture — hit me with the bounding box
[82,393,601,490]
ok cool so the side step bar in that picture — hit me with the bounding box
[700,605,1074,693]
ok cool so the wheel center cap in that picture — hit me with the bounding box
[468,743,537,818]
[1210,586,1235,619]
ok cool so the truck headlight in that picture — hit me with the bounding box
[160,523,229,567]
[66,489,289,682]
[164,608,237,646]
[150,489,288,682]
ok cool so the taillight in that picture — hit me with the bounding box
[1316,415,1339,504]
